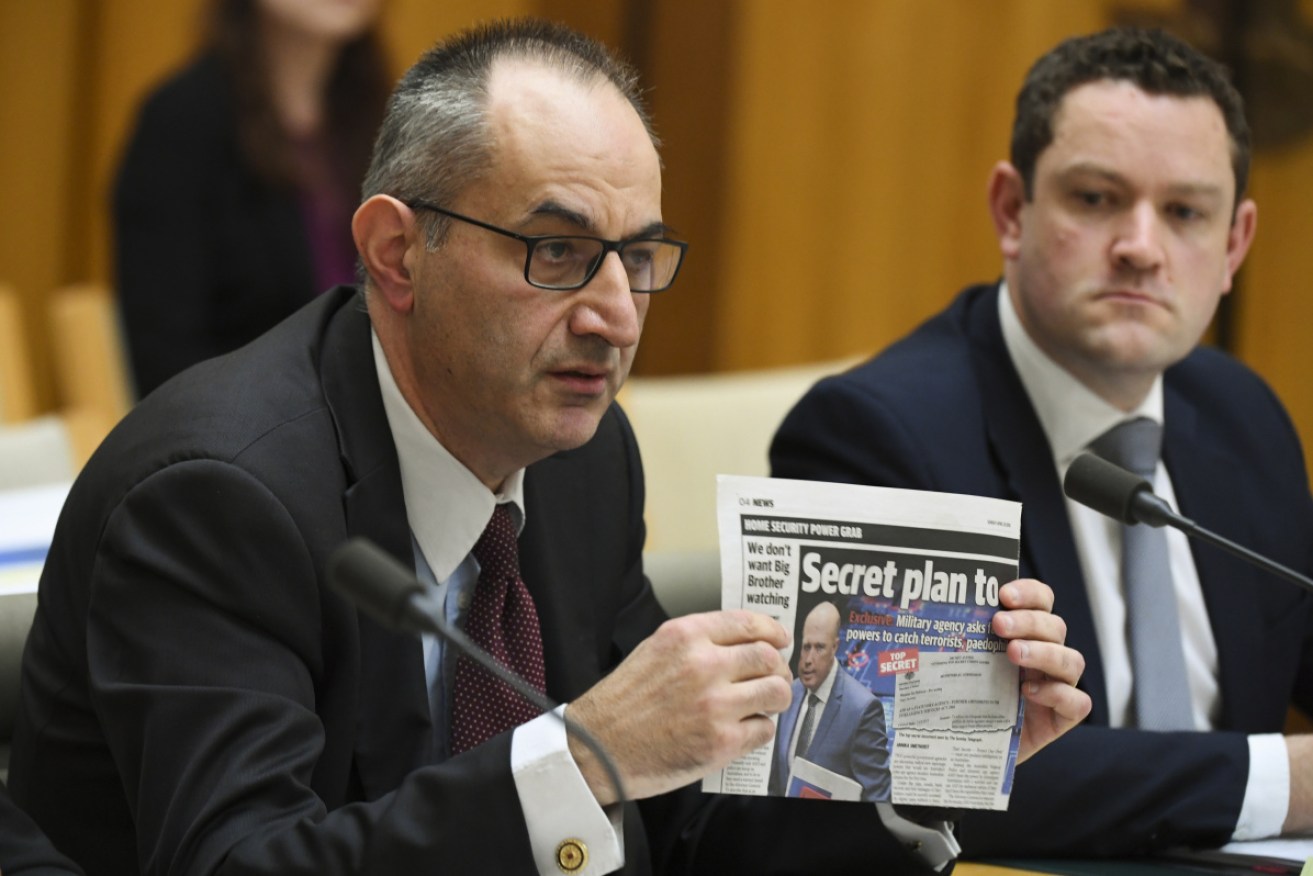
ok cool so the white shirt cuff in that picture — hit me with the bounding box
[875,802,960,871]
[1233,734,1290,840]
[512,705,624,875]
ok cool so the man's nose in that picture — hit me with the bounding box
[1109,201,1164,273]
[568,252,642,348]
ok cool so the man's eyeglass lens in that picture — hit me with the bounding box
[530,238,683,292]
[405,200,685,292]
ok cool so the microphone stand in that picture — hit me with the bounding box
[1140,496,1313,595]
[1066,452,1313,595]
[328,538,630,806]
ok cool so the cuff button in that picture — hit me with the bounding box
[556,838,588,873]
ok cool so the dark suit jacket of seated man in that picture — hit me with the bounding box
[0,784,84,876]
[771,26,1313,857]
[10,293,960,876]
[774,282,1313,855]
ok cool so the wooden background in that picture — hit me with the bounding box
[2,0,1311,476]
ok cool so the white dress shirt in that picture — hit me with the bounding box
[786,658,838,776]
[372,333,624,874]
[997,284,1289,839]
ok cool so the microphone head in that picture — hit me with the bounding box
[1063,452,1151,525]
[326,538,423,631]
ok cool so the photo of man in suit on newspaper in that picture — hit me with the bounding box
[769,601,892,802]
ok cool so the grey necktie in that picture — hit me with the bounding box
[1090,418,1194,730]
[794,692,821,761]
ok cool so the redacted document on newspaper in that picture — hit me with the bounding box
[702,474,1024,811]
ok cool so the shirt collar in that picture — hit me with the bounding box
[371,331,525,580]
[812,657,839,704]
[997,280,1163,466]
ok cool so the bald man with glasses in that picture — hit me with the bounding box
[12,19,1088,876]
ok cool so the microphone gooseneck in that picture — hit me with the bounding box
[1063,452,1313,594]
[326,537,630,806]
[1062,453,1177,527]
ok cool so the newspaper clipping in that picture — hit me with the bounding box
[702,475,1023,811]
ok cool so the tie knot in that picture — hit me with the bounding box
[472,504,519,583]
[1090,417,1162,479]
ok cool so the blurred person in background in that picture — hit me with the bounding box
[114,0,391,396]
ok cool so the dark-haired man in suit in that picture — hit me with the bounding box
[773,26,1313,858]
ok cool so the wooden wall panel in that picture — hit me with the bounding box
[0,0,82,407]
[631,0,736,375]
[1233,0,1313,483]
[1237,147,1313,480]
[1,0,1310,476]
[382,0,535,73]
[712,0,1111,371]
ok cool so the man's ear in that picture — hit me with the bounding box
[353,195,418,313]
[987,161,1027,261]
[1221,197,1258,295]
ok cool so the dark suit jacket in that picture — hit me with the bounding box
[115,54,321,396]
[0,784,83,876]
[771,283,1313,857]
[12,287,940,876]
[769,666,891,802]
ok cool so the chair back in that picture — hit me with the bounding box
[49,283,134,424]
[622,358,858,616]
[0,406,112,489]
[0,416,79,489]
[621,358,857,553]
[0,284,37,423]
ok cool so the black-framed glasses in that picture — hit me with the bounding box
[405,199,687,293]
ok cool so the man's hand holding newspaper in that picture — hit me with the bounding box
[705,476,1090,809]
[993,578,1090,764]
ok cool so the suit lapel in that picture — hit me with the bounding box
[966,287,1110,723]
[320,291,434,799]
[518,454,604,704]
[809,666,845,751]
[774,683,805,781]
[1162,381,1265,729]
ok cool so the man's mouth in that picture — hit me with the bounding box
[549,367,610,395]
[1096,288,1165,308]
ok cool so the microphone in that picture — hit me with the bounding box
[326,537,629,804]
[1063,452,1313,594]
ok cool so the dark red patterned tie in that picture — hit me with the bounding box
[450,504,547,753]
